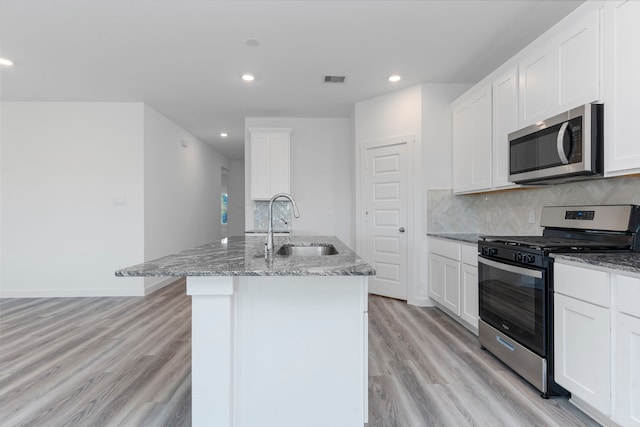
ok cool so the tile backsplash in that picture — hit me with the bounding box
[427,176,640,235]
[253,201,293,232]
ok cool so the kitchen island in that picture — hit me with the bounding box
[116,235,375,427]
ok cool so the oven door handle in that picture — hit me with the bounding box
[478,257,543,279]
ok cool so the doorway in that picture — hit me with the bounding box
[360,136,412,300]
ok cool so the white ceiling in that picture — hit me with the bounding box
[0,0,583,160]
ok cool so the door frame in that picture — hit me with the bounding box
[356,134,415,300]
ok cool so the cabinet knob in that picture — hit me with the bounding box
[399,227,406,233]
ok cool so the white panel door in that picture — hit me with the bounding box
[364,143,408,300]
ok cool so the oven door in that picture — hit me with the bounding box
[478,256,546,356]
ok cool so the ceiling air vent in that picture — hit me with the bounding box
[323,75,346,83]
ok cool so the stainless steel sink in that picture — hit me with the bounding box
[276,243,339,256]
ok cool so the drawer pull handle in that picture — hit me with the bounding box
[497,336,515,352]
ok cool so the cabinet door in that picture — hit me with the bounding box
[519,8,600,127]
[554,293,611,415]
[428,254,445,304]
[519,47,551,126]
[554,8,601,112]
[460,263,478,331]
[269,134,290,195]
[470,87,493,191]
[452,85,492,194]
[452,103,472,192]
[441,256,461,316]
[614,311,640,427]
[492,68,519,189]
[604,0,640,175]
[250,134,271,200]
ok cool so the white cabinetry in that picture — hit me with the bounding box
[604,0,640,176]
[428,237,478,332]
[460,245,479,329]
[249,128,291,200]
[492,67,519,189]
[554,260,640,426]
[452,85,492,194]
[554,263,611,415]
[614,274,640,427]
[518,8,601,127]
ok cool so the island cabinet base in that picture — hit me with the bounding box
[187,275,369,427]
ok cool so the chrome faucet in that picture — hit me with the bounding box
[265,193,300,257]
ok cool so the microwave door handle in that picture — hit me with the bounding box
[556,122,571,164]
[478,257,543,279]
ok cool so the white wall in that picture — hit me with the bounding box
[244,117,353,247]
[143,105,229,292]
[227,159,245,237]
[354,83,468,306]
[1,102,145,296]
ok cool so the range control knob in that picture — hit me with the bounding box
[516,253,524,262]
[489,248,498,256]
[526,254,536,264]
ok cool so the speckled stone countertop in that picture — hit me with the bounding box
[551,252,640,275]
[115,235,375,277]
[427,233,481,244]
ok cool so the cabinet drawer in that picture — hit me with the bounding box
[429,238,460,260]
[616,274,640,319]
[461,243,478,266]
[554,263,610,307]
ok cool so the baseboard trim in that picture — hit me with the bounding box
[408,296,436,307]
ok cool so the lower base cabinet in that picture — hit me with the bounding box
[554,261,640,427]
[460,263,479,328]
[428,237,478,333]
[554,292,611,415]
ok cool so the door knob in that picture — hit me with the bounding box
[399,227,406,233]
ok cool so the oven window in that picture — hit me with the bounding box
[479,259,546,356]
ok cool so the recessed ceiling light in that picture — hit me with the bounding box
[246,38,260,47]
[0,58,14,66]
[220,132,228,137]
[388,75,401,82]
[242,74,255,82]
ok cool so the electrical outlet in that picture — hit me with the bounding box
[528,210,536,224]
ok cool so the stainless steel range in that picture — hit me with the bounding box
[478,205,640,398]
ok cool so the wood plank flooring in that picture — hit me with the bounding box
[0,282,599,426]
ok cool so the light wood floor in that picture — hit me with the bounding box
[0,282,599,426]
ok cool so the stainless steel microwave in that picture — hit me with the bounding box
[508,104,603,185]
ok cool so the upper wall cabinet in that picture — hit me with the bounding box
[492,67,519,190]
[450,3,608,195]
[452,85,492,194]
[519,7,601,127]
[604,0,640,176]
[249,128,292,200]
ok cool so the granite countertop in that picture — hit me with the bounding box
[115,235,375,277]
[427,233,482,244]
[551,252,640,275]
